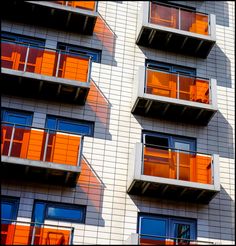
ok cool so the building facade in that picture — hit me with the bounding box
[1,1,235,245]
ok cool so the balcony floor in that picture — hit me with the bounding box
[132,97,217,126]
[1,69,90,105]
[128,179,218,204]
[1,156,80,187]
[137,27,215,58]
[1,1,97,35]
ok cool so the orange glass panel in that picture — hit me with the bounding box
[58,53,89,82]
[150,2,179,29]
[143,147,176,179]
[146,69,210,104]
[55,1,96,11]
[1,125,82,167]
[143,146,212,185]
[1,42,89,83]
[149,3,209,36]
[1,224,71,245]
[146,70,177,98]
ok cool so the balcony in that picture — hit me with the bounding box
[125,233,214,245]
[136,2,216,58]
[1,40,91,105]
[131,67,217,125]
[127,143,220,204]
[1,220,73,245]
[1,1,98,35]
[1,122,84,187]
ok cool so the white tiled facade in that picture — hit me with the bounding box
[1,1,235,245]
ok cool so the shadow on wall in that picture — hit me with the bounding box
[76,156,106,227]
[94,14,117,66]
[86,79,112,140]
[197,184,234,242]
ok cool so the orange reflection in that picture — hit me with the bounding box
[94,15,116,55]
[87,80,110,127]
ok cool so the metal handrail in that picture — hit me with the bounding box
[143,142,212,156]
[146,67,210,82]
[138,233,214,244]
[1,39,93,60]
[1,121,86,137]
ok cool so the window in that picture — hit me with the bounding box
[32,201,86,225]
[58,42,101,63]
[138,213,197,244]
[146,60,196,76]
[1,108,33,126]
[45,115,94,136]
[1,32,45,47]
[142,131,196,152]
[1,196,19,223]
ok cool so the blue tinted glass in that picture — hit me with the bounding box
[47,206,84,222]
[32,202,46,225]
[45,117,56,130]
[58,121,90,135]
[140,217,167,240]
[1,203,13,220]
[174,223,190,239]
[2,110,33,126]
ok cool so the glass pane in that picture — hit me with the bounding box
[173,223,190,244]
[174,142,190,152]
[1,203,14,221]
[140,217,166,238]
[32,202,46,225]
[58,120,91,135]
[47,206,83,222]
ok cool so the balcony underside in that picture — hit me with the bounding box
[128,179,218,204]
[132,97,216,126]
[1,1,97,35]
[137,27,215,58]
[1,156,80,187]
[1,70,90,105]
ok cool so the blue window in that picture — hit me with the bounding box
[58,42,101,63]
[1,196,19,223]
[142,131,196,152]
[146,60,196,76]
[138,214,197,243]
[32,201,86,225]
[1,108,33,127]
[1,31,45,47]
[45,115,94,136]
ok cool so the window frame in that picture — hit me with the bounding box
[57,42,102,63]
[138,213,197,241]
[142,131,196,152]
[32,200,86,224]
[45,115,94,137]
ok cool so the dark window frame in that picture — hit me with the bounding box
[32,200,86,224]
[45,115,94,137]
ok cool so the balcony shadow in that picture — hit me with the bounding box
[94,14,117,66]
[86,79,112,140]
[213,1,230,27]
[207,43,232,88]
[76,156,106,227]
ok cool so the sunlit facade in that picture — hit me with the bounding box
[1,1,235,245]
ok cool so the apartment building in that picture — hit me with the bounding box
[1,1,235,245]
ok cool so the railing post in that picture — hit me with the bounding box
[178,8,181,30]
[176,150,179,180]
[43,129,50,162]
[23,44,30,72]
[8,124,16,157]
[211,156,214,185]
[69,227,74,245]
[77,136,84,167]
[55,50,61,77]
[30,224,36,245]
[177,74,180,99]
[87,56,92,83]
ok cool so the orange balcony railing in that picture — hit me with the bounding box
[149,2,210,36]
[143,144,213,185]
[55,1,97,11]
[146,68,210,104]
[1,122,83,167]
[138,234,214,245]
[1,40,91,84]
[1,220,73,245]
